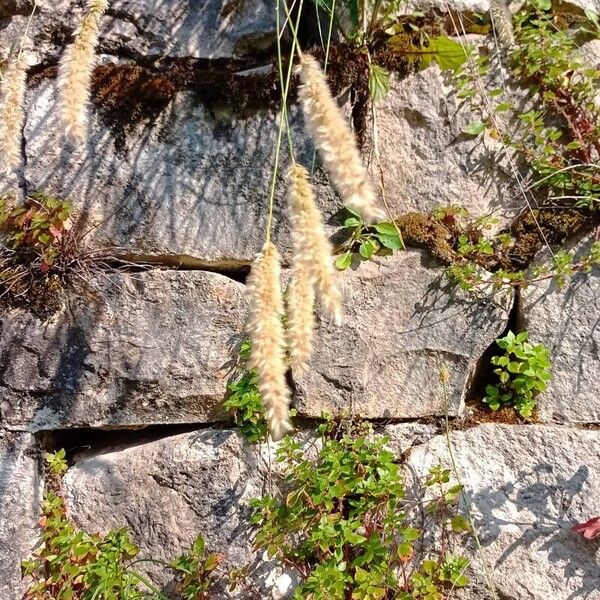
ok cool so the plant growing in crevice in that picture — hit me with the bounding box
[308,0,470,116]
[0,193,73,269]
[0,192,79,316]
[250,416,472,599]
[335,208,403,270]
[436,0,600,294]
[224,340,270,444]
[170,535,223,600]
[23,450,224,600]
[483,330,552,418]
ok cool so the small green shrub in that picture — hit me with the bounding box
[335,210,404,270]
[484,331,552,418]
[23,451,222,600]
[250,417,471,599]
[170,535,222,600]
[224,340,269,443]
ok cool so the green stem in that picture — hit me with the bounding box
[125,569,171,600]
[266,0,305,243]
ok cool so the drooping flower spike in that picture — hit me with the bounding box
[58,0,109,143]
[247,241,293,441]
[297,53,385,224]
[0,47,29,173]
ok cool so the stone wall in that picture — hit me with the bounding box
[1,1,599,598]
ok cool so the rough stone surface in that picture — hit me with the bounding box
[0,270,247,431]
[382,422,440,454]
[0,431,41,600]
[19,81,327,268]
[521,237,600,424]
[582,39,600,67]
[409,424,600,600]
[98,0,275,60]
[373,66,523,230]
[19,64,521,266]
[294,251,513,419]
[0,0,275,64]
[64,428,274,596]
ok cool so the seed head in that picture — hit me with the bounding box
[247,242,293,441]
[297,54,385,224]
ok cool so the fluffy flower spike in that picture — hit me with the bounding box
[297,54,384,224]
[0,47,28,173]
[286,164,342,375]
[58,0,109,143]
[247,242,293,441]
[286,262,315,377]
[289,164,342,322]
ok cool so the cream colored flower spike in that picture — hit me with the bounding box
[286,263,316,377]
[0,48,28,173]
[247,242,293,441]
[288,164,342,326]
[297,54,385,224]
[58,0,109,143]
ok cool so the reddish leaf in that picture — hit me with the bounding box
[39,262,50,274]
[49,225,63,240]
[571,517,600,540]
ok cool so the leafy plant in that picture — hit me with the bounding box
[170,535,223,600]
[311,1,471,104]
[23,451,223,600]
[439,1,600,294]
[0,192,73,272]
[335,209,404,270]
[224,340,269,443]
[453,1,600,209]
[22,492,150,599]
[45,448,68,477]
[484,331,552,418]
[446,235,600,293]
[250,417,471,599]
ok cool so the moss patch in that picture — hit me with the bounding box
[506,207,593,269]
[396,212,457,264]
[0,271,64,319]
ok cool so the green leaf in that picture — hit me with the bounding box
[451,515,470,533]
[419,36,470,72]
[495,102,513,113]
[507,361,522,374]
[372,222,398,236]
[462,121,486,136]
[377,233,403,250]
[335,252,352,271]
[344,217,362,228]
[359,241,375,259]
[368,64,391,102]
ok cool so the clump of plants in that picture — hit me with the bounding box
[310,0,470,103]
[224,340,270,443]
[250,417,471,599]
[436,0,600,294]
[335,209,404,270]
[23,450,223,600]
[0,193,73,269]
[484,330,552,418]
[0,192,76,314]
